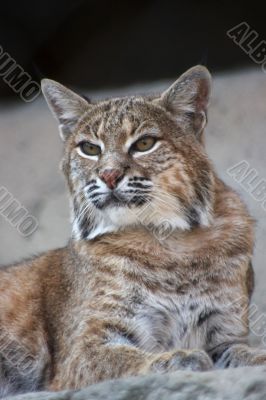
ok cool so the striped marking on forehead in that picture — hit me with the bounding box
[103,98,134,129]
[95,100,141,139]
[90,119,101,138]
[121,116,134,136]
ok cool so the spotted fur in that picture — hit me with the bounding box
[0,66,264,396]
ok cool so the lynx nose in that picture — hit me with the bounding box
[99,169,124,190]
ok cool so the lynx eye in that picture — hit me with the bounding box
[79,142,101,156]
[131,136,157,153]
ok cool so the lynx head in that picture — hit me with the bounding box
[42,66,214,241]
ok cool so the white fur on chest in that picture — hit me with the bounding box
[130,292,212,353]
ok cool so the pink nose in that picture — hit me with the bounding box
[99,169,124,189]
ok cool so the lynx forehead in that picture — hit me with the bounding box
[74,99,166,158]
[42,67,214,240]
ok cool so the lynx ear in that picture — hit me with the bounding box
[41,79,91,141]
[158,65,211,138]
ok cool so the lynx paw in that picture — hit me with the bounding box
[146,349,213,373]
[216,344,266,368]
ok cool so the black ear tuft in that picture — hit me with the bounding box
[82,94,91,104]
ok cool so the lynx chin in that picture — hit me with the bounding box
[0,65,264,398]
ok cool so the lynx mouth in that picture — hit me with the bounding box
[92,191,150,210]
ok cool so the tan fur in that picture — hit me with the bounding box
[0,66,264,397]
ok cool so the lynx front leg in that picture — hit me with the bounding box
[50,319,213,391]
[51,346,213,390]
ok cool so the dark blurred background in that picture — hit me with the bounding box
[0,0,265,99]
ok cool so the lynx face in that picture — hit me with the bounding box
[42,66,215,240]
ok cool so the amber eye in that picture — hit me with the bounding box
[79,142,101,156]
[132,136,157,153]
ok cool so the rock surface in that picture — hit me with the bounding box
[6,366,266,400]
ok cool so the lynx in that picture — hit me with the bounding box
[0,66,265,397]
